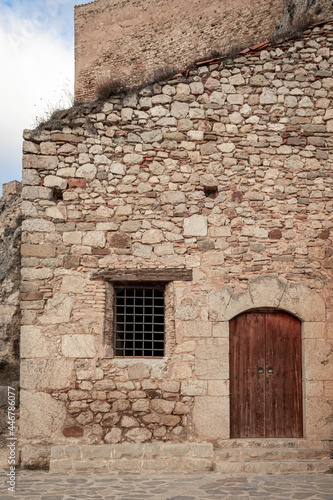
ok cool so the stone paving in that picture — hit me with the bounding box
[1,471,333,499]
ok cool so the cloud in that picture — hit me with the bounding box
[0,0,90,195]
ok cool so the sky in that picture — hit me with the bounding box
[0,0,91,195]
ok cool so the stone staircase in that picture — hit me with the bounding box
[214,439,333,474]
[49,440,333,474]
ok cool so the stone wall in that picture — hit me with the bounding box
[20,21,333,465]
[74,0,285,102]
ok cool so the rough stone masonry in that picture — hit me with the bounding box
[74,0,333,102]
[19,18,333,469]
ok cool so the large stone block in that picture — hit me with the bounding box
[279,284,326,322]
[304,339,333,381]
[22,218,55,232]
[20,391,67,439]
[208,380,229,396]
[184,215,207,237]
[248,276,286,308]
[60,276,86,294]
[22,169,40,186]
[305,398,333,440]
[82,231,106,248]
[23,154,58,170]
[20,325,55,358]
[183,321,211,337]
[212,322,229,337]
[44,175,68,190]
[181,380,207,396]
[21,359,74,390]
[21,268,54,280]
[208,288,232,321]
[22,186,53,200]
[303,322,325,339]
[224,290,254,320]
[45,205,67,220]
[76,164,97,181]
[192,396,229,440]
[194,339,229,379]
[127,363,150,380]
[40,294,73,324]
[62,335,97,358]
[21,244,56,258]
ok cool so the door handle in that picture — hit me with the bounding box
[267,366,274,374]
[257,366,264,374]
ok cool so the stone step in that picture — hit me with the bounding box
[215,448,332,461]
[214,460,333,474]
[49,443,333,474]
[216,439,332,449]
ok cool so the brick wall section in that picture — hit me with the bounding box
[74,0,285,102]
[20,22,333,462]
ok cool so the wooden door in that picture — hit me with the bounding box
[230,311,303,438]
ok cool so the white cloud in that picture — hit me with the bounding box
[0,0,91,195]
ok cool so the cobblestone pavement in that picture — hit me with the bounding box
[1,471,333,499]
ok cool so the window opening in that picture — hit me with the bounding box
[114,286,165,357]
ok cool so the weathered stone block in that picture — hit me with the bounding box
[62,335,96,358]
[303,322,325,339]
[44,175,68,190]
[142,229,164,244]
[304,339,333,381]
[125,428,152,443]
[40,295,73,324]
[181,380,207,396]
[20,391,67,439]
[151,399,175,414]
[22,169,40,186]
[192,396,229,439]
[20,325,54,358]
[194,339,229,379]
[212,322,229,337]
[22,218,55,232]
[60,276,86,294]
[183,321,211,337]
[21,359,74,390]
[105,428,122,444]
[127,363,150,380]
[208,380,229,396]
[184,215,207,236]
[21,244,56,258]
[279,284,325,322]
[248,275,286,309]
[21,268,54,280]
[82,231,106,248]
[45,205,67,220]
[23,154,58,171]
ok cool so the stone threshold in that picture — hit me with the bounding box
[50,442,333,474]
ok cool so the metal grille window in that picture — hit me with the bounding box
[114,287,165,357]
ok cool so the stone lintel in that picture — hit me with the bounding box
[91,268,193,282]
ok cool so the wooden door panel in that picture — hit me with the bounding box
[230,312,265,438]
[265,312,303,437]
[230,310,303,439]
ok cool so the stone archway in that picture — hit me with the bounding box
[208,275,328,440]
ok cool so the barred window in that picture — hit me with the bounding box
[114,286,165,357]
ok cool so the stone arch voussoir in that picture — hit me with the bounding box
[224,276,326,322]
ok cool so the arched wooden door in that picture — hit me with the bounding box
[230,310,303,438]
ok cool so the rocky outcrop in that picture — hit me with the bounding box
[0,181,21,460]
